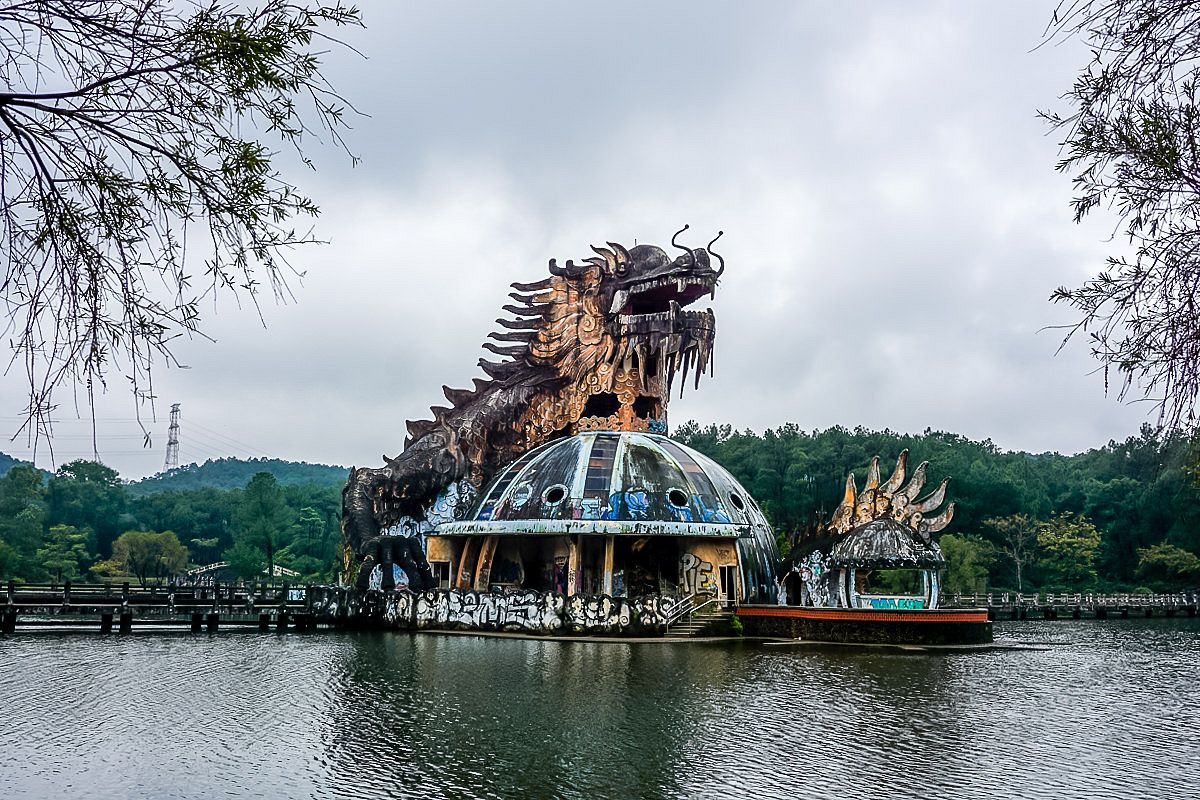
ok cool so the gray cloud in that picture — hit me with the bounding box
[0,1,1151,477]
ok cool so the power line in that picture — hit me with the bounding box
[184,420,276,459]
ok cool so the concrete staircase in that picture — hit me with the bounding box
[665,602,734,638]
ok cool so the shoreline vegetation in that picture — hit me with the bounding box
[1,422,1198,594]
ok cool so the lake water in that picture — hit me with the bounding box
[1,620,1197,799]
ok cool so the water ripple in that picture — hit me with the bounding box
[1,619,1198,799]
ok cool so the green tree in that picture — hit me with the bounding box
[1135,543,1200,590]
[224,539,267,582]
[189,537,222,566]
[277,504,338,579]
[1037,513,1102,589]
[982,514,1040,592]
[37,524,93,582]
[939,533,995,595]
[48,460,127,557]
[107,531,189,586]
[0,464,47,579]
[0,1,362,438]
[228,472,291,582]
[0,540,17,579]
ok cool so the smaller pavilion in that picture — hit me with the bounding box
[783,450,953,611]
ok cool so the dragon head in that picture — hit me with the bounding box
[402,228,724,483]
[487,227,722,437]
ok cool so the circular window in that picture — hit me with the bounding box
[510,484,532,507]
[542,484,567,505]
[667,488,689,508]
[729,493,746,511]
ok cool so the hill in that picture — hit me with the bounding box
[0,452,51,481]
[127,456,349,495]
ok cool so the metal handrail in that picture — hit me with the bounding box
[664,595,726,632]
[664,596,694,626]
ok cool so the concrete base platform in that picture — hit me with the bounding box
[738,605,994,645]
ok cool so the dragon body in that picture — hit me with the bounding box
[342,230,724,589]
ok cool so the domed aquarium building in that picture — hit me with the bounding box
[430,431,779,606]
[371,431,780,634]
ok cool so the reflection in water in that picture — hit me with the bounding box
[1,620,1198,799]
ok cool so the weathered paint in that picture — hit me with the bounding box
[602,535,615,595]
[437,518,746,538]
[567,537,579,596]
[426,536,455,565]
[473,536,498,591]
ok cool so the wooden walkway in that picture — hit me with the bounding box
[2,581,327,633]
[945,591,1200,620]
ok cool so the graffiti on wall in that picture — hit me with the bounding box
[799,550,834,607]
[565,594,631,632]
[380,589,565,632]
[378,589,680,634]
[680,553,717,595]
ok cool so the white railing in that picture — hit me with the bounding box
[664,596,726,631]
[947,591,1198,608]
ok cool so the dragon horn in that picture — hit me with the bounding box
[707,230,725,277]
[671,223,691,255]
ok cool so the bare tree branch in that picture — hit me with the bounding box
[0,1,362,459]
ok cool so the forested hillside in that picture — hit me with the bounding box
[127,457,348,495]
[673,422,1200,593]
[2,424,1198,591]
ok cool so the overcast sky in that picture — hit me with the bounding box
[1,1,1155,478]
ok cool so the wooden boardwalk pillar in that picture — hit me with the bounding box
[100,612,113,633]
[191,613,203,632]
[206,612,219,632]
[119,611,133,633]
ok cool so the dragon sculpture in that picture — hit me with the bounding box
[342,227,725,590]
[827,450,955,540]
[784,450,957,607]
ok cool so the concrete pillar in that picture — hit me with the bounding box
[602,535,615,595]
[567,537,579,596]
[474,536,498,591]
